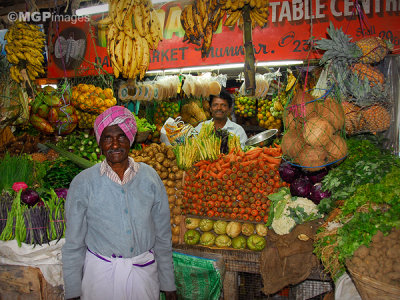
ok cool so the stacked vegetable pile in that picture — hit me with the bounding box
[182,145,285,223]
[129,143,183,244]
[183,218,267,251]
[313,137,400,282]
[30,86,78,135]
[282,91,347,171]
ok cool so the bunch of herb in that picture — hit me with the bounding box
[321,138,400,201]
[0,152,34,193]
[314,166,400,281]
[42,158,83,189]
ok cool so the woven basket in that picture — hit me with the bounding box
[135,130,151,143]
[348,266,400,300]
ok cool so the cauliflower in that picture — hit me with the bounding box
[268,189,323,235]
[271,214,296,235]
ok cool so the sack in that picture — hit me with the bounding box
[160,117,196,146]
[172,251,223,300]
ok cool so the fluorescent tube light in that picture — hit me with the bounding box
[41,84,58,89]
[145,61,304,75]
[76,4,109,16]
[257,60,303,67]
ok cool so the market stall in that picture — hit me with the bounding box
[0,0,400,299]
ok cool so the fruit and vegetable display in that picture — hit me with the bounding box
[313,136,400,281]
[181,0,269,57]
[4,21,46,82]
[282,91,347,171]
[129,143,183,244]
[183,217,267,251]
[30,86,79,135]
[235,96,257,118]
[153,101,180,130]
[106,0,163,79]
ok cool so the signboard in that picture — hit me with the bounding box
[47,0,400,78]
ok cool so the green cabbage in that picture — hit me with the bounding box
[199,219,214,232]
[213,220,228,235]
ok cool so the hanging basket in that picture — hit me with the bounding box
[347,265,400,300]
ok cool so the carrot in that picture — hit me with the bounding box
[215,161,222,172]
[221,162,231,169]
[246,148,263,156]
[261,153,282,165]
[241,160,256,167]
[263,148,282,157]
[209,171,219,178]
[194,160,211,167]
[196,169,204,178]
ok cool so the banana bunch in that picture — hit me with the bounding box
[219,0,269,28]
[4,21,46,83]
[180,0,224,57]
[107,0,163,80]
[220,0,269,28]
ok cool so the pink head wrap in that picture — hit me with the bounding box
[94,106,137,146]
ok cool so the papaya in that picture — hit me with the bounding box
[31,94,44,114]
[43,85,56,94]
[56,120,77,135]
[37,104,50,118]
[30,114,54,134]
[43,94,62,107]
[57,105,75,117]
[48,107,59,124]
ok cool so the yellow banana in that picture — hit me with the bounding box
[134,4,145,37]
[128,36,137,79]
[139,36,149,80]
[133,30,143,76]
[122,35,133,77]
[114,30,126,71]
[123,4,135,38]
[224,10,241,26]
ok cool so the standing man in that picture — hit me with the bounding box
[62,106,177,300]
[195,87,248,148]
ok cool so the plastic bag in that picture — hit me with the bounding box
[160,117,196,145]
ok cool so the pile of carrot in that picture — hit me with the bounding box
[182,144,288,223]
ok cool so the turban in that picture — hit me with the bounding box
[94,106,137,146]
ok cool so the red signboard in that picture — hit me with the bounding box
[47,0,400,79]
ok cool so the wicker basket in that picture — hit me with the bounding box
[348,266,400,300]
[135,130,151,143]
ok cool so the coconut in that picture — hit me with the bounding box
[317,97,345,131]
[325,134,348,164]
[303,116,335,147]
[287,91,320,121]
[281,129,305,160]
[297,145,328,172]
[282,110,298,130]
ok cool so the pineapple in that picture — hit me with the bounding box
[356,37,392,64]
[350,63,384,88]
[359,105,391,132]
[342,101,361,135]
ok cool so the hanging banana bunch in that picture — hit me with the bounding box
[180,0,269,57]
[4,21,46,83]
[220,0,270,29]
[180,0,224,57]
[107,0,163,80]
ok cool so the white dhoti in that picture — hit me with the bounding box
[81,249,160,300]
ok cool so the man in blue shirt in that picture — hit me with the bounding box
[195,87,248,148]
[62,106,177,300]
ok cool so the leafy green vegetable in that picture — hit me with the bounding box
[322,137,400,202]
[134,115,156,132]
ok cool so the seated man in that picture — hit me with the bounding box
[195,87,248,148]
